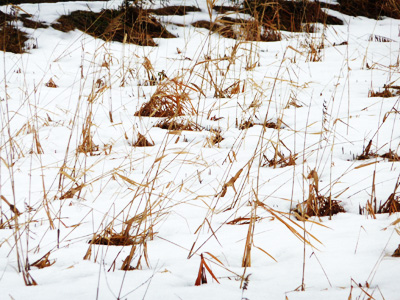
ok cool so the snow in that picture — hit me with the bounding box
[1,0,400,299]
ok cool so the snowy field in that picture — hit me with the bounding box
[1,0,400,299]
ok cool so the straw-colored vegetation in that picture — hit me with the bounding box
[1,0,400,298]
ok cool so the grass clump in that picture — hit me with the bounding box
[294,170,345,219]
[360,178,400,217]
[135,78,197,117]
[154,118,203,131]
[133,133,154,147]
[368,89,395,98]
[393,245,400,257]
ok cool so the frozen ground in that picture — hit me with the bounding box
[0,0,400,299]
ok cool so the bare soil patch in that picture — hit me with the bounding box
[147,5,201,16]
[242,0,343,32]
[196,0,342,42]
[52,6,176,46]
[328,0,400,20]
[0,11,29,53]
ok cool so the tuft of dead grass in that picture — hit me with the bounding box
[262,151,297,168]
[294,170,345,219]
[30,252,55,269]
[356,140,378,160]
[368,88,395,98]
[194,253,220,286]
[393,245,400,257]
[133,133,154,147]
[380,150,400,162]
[154,118,203,131]
[378,179,400,214]
[135,77,197,117]
[45,78,58,88]
[207,129,224,146]
[89,230,144,246]
[360,177,400,216]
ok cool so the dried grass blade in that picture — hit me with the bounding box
[204,252,224,266]
[253,245,277,262]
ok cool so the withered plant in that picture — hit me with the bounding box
[356,140,378,160]
[133,132,154,147]
[294,170,345,219]
[194,253,220,286]
[154,117,203,131]
[77,82,108,155]
[262,142,297,168]
[305,38,324,62]
[360,177,400,216]
[368,88,395,98]
[135,77,197,117]
[393,245,400,257]
[77,110,99,155]
[380,150,400,162]
[30,252,56,269]
[45,78,58,88]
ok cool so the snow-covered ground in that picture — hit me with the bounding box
[1,0,400,299]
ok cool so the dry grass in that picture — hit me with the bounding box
[135,77,197,117]
[88,227,151,246]
[195,253,220,286]
[133,133,154,147]
[356,140,378,160]
[294,170,345,219]
[45,78,58,88]
[360,177,400,216]
[368,89,396,98]
[154,118,203,131]
[262,150,297,168]
[30,252,55,269]
[77,111,99,155]
[393,245,400,257]
[2,0,400,294]
[380,150,400,162]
